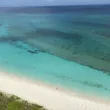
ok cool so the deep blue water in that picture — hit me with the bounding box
[0,5,110,100]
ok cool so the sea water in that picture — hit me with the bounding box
[0,5,110,100]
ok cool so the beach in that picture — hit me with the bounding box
[0,71,110,110]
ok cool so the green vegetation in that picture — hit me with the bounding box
[0,92,46,110]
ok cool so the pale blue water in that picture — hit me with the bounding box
[0,5,110,100]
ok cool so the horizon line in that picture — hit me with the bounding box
[0,3,110,8]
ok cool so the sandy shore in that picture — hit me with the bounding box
[0,72,110,110]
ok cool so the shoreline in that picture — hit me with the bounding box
[0,71,110,110]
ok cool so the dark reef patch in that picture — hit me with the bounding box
[27,28,110,61]
[72,21,110,28]
[29,28,82,39]
[0,36,22,42]
[0,27,110,73]
[94,31,110,38]
[28,28,83,45]
[27,49,38,54]
[25,27,110,72]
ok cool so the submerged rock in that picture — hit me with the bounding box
[27,50,38,54]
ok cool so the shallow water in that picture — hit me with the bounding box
[0,6,110,100]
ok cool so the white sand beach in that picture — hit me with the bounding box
[0,71,110,110]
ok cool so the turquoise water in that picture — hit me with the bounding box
[0,42,110,100]
[0,6,110,100]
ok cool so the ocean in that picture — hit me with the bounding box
[0,5,110,100]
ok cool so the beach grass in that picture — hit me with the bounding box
[0,91,46,110]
